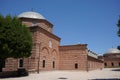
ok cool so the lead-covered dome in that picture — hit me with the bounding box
[18,11,45,19]
[105,48,120,54]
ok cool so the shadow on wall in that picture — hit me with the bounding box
[89,78,120,80]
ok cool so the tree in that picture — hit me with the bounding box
[117,16,120,50]
[0,15,32,72]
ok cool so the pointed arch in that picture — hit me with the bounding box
[41,47,49,55]
[51,49,57,56]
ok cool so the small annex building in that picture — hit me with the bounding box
[103,48,120,68]
[2,11,103,72]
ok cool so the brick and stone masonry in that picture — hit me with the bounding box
[2,11,104,72]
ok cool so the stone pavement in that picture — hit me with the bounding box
[1,68,120,80]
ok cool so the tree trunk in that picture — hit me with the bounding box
[0,58,5,72]
[0,67,2,72]
[0,58,3,72]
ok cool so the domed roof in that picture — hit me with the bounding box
[105,48,120,54]
[18,11,45,19]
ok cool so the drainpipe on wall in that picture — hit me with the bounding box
[37,42,41,74]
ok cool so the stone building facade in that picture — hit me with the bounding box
[2,11,103,72]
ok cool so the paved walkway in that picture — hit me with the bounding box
[1,68,120,80]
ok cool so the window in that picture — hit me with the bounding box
[19,59,23,68]
[111,62,114,67]
[32,21,38,26]
[43,60,45,68]
[104,63,107,67]
[53,61,55,68]
[75,63,78,69]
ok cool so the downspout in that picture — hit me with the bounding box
[37,42,41,74]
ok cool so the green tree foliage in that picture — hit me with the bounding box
[117,46,120,50]
[117,17,120,50]
[0,14,32,59]
[117,17,120,36]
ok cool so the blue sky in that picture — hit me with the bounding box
[0,0,120,54]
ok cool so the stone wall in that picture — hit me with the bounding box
[59,44,88,70]
[88,56,104,70]
[28,26,60,71]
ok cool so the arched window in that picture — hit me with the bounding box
[42,60,45,68]
[111,62,114,67]
[53,61,55,68]
[119,62,120,66]
[104,63,107,67]
[75,63,78,69]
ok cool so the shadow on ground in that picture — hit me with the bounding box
[58,77,68,79]
[0,68,28,78]
[89,78,120,80]
[111,68,120,72]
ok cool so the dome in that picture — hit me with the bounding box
[105,48,120,54]
[18,11,45,19]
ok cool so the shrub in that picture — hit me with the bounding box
[17,68,28,77]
